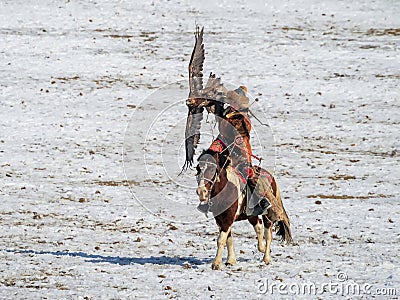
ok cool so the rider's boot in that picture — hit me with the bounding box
[247,172,271,215]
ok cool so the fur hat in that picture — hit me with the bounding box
[227,86,249,110]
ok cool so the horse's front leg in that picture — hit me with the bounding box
[212,227,231,270]
[263,217,273,264]
[226,230,236,266]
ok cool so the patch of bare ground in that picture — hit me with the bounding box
[366,28,400,36]
[328,175,356,180]
[307,194,392,199]
[103,34,133,39]
[52,75,80,82]
[375,74,400,79]
[93,180,140,187]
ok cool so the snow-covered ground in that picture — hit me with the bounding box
[1,0,399,299]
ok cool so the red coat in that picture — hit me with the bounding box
[218,109,253,165]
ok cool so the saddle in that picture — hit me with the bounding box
[231,163,273,216]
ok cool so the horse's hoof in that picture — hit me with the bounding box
[211,263,221,270]
[263,256,271,265]
[225,261,236,267]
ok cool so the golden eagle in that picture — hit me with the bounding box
[182,26,226,172]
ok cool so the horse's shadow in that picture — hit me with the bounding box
[3,249,211,268]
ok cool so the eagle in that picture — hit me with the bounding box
[181,26,226,172]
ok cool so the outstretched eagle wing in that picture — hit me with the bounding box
[188,26,204,97]
[182,26,205,172]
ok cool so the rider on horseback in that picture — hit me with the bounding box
[207,86,283,217]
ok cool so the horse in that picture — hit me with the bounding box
[196,148,292,270]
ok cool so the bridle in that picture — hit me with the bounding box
[196,160,219,199]
[196,151,225,208]
[196,150,231,208]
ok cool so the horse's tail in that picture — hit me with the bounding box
[275,185,292,244]
[276,206,292,244]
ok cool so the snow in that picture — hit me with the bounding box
[0,0,399,299]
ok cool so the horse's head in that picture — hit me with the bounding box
[196,149,230,204]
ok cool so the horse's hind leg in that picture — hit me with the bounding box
[226,230,236,266]
[248,216,265,253]
[212,227,231,270]
[262,216,273,264]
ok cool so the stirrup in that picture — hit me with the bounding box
[251,198,271,216]
[260,198,272,211]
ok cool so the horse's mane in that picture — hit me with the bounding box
[198,148,230,169]
[198,148,218,160]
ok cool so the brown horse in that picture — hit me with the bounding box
[196,149,292,270]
